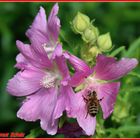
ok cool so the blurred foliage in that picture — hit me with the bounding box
[0,2,140,138]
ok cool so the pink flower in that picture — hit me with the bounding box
[6,2,138,137]
[7,4,73,135]
[64,53,138,135]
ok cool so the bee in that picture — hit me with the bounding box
[83,91,103,118]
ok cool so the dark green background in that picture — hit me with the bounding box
[0,2,140,138]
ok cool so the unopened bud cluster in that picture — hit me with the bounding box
[71,12,113,65]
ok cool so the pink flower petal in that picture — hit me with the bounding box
[94,55,138,80]
[16,40,53,69]
[17,88,58,135]
[27,29,53,61]
[47,3,60,43]
[15,53,37,71]
[7,69,45,96]
[41,118,58,135]
[56,56,70,80]
[64,52,93,87]
[53,86,75,120]
[69,72,85,87]
[25,6,57,65]
[51,44,62,59]
[54,47,70,79]
[64,52,92,76]
[76,113,96,136]
[15,53,30,70]
[26,6,49,42]
[97,82,120,119]
[26,4,60,62]
[69,91,96,136]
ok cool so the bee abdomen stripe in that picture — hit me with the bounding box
[89,107,98,110]
[90,112,97,114]
[89,109,98,112]
[89,105,97,108]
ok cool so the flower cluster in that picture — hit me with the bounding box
[7,4,138,137]
[72,12,112,65]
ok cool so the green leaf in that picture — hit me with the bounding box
[128,71,140,79]
[59,114,66,128]
[124,37,140,57]
[25,127,44,138]
[109,46,125,57]
[60,30,71,48]
[121,87,140,92]
[118,125,140,132]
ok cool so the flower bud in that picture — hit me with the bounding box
[72,12,90,34]
[97,33,112,52]
[89,46,101,57]
[81,46,101,66]
[82,26,99,43]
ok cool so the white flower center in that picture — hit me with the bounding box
[40,70,61,89]
[41,74,56,88]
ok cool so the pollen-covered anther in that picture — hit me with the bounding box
[40,74,56,88]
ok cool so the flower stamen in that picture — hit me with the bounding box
[40,74,56,88]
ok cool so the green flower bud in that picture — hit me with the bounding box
[89,46,101,57]
[81,46,101,66]
[97,33,112,52]
[72,12,90,34]
[82,26,99,43]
